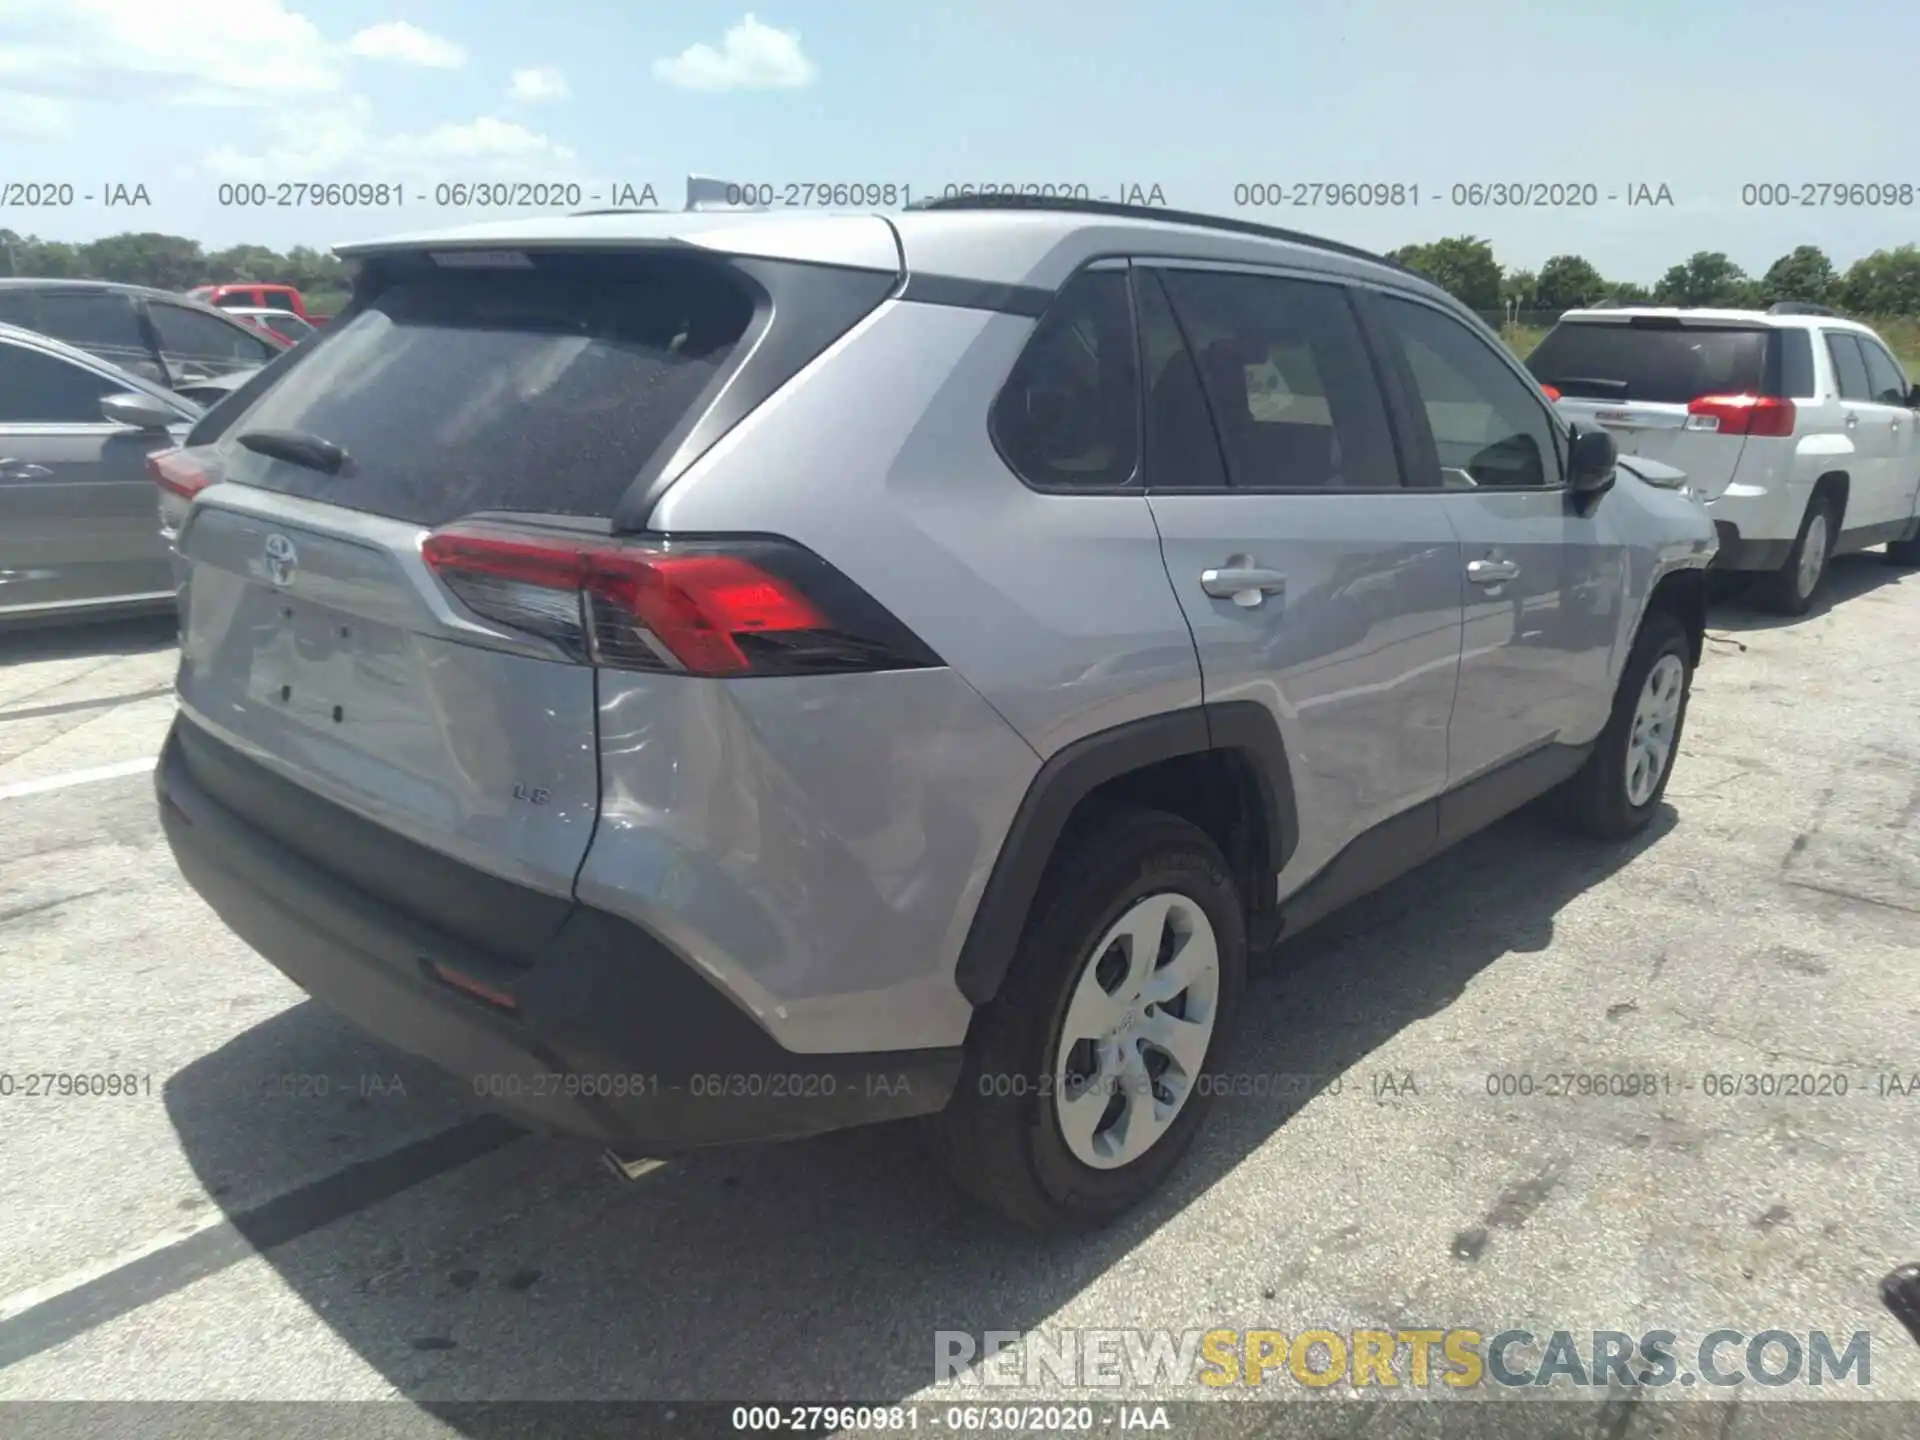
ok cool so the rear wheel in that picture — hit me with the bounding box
[1556,611,1692,840]
[1753,494,1834,615]
[926,809,1246,1231]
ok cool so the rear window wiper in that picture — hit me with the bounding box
[236,428,349,476]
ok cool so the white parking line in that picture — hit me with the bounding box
[0,756,157,802]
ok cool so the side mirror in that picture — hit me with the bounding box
[100,391,178,430]
[1908,382,1920,409]
[1567,424,1618,497]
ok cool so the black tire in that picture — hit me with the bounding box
[925,808,1246,1231]
[1752,493,1835,615]
[1885,532,1920,566]
[1555,610,1693,841]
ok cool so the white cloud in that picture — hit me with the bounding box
[652,14,815,92]
[0,0,344,106]
[0,2,571,189]
[510,66,569,102]
[202,100,576,181]
[346,20,466,69]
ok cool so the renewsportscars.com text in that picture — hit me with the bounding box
[935,1327,1872,1390]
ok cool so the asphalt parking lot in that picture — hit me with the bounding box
[1,559,1918,1437]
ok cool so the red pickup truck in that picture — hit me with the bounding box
[187,283,327,325]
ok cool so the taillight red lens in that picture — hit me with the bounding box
[421,523,933,678]
[148,449,212,500]
[1539,384,1562,401]
[1686,394,1795,438]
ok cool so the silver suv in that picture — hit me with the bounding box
[153,196,1717,1230]
[1527,302,1920,614]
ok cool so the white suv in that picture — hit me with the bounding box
[1527,303,1920,613]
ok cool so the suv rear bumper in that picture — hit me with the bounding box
[1709,520,1792,572]
[155,718,961,1154]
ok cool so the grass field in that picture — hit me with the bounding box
[1502,316,1920,374]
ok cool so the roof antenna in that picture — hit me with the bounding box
[684,175,766,213]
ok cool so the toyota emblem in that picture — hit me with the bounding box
[264,532,298,587]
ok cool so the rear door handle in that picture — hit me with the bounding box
[0,458,54,479]
[1200,559,1286,607]
[1845,413,1859,428]
[1467,558,1521,585]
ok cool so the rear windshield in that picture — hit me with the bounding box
[216,253,756,526]
[1525,321,1770,404]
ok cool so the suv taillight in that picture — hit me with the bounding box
[421,521,942,677]
[148,448,212,500]
[1686,393,1795,438]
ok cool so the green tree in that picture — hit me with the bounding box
[1501,268,1538,308]
[205,244,287,283]
[1758,246,1836,306]
[75,232,208,290]
[281,245,349,292]
[1653,251,1751,307]
[1603,280,1652,304]
[1388,236,1502,310]
[1534,255,1607,314]
[1838,245,1920,315]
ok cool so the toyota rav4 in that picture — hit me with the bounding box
[151,196,1718,1230]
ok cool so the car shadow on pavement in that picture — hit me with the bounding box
[0,611,178,665]
[152,801,1677,1424]
[1706,552,1911,634]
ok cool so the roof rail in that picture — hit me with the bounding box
[1768,300,1840,317]
[903,193,1414,275]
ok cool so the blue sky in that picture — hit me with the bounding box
[1,0,1915,284]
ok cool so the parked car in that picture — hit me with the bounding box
[0,321,202,624]
[224,306,317,345]
[1527,302,1920,614]
[151,196,1716,1229]
[186,283,324,326]
[0,279,288,395]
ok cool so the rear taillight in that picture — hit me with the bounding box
[420,521,941,678]
[1685,394,1796,438]
[149,449,212,500]
[1539,384,1562,402]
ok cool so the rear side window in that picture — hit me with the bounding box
[1525,322,1769,403]
[1155,268,1399,490]
[1778,330,1816,399]
[1859,337,1909,405]
[214,292,257,309]
[1824,332,1872,401]
[218,253,758,525]
[992,269,1139,489]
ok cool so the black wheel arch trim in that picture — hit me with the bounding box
[953,701,1298,1007]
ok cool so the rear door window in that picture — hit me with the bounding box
[1824,332,1873,401]
[1152,268,1400,490]
[216,252,759,525]
[991,269,1140,490]
[1525,322,1769,403]
[33,292,151,373]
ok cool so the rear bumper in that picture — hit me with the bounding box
[1710,520,1792,572]
[156,718,961,1154]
